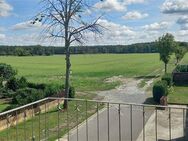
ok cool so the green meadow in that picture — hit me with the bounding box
[0,53,186,140]
[0,54,165,91]
[168,53,188,104]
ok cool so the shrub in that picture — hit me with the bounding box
[6,77,19,91]
[0,63,17,80]
[3,105,18,112]
[18,77,28,88]
[175,65,188,72]
[28,82,46,90]
[1,90,15,98]
[44,84,63,97]
[153,80,168,103]
[161,73,172,86]
[12,88,45,105]
[69,86,75,98]
[0,77,3,88]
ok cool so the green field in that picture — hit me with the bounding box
[0,54,166,92]
[181,53,188,64]
[168,53,188,104]
[0,53,184,140]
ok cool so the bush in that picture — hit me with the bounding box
[153,80,168,103]
[6,77,19,91]
[0,63,17,80]
[69,86,75,98]
[161,73,172,86]
[3,104,18,112]
[12,88,45,105]
[18,77,28,88]
[175,65,188,72]
[28,82,46,90]
[44,84,63,97]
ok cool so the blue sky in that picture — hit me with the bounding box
[0,0,188,46]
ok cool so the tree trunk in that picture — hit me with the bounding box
[165,63,167,74]
[64,41,70,109]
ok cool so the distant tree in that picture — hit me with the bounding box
[175,45,186,65]
[15,48,27,56]
[0,63,17,80]
[34,0,102,108]
[156,33,176,73]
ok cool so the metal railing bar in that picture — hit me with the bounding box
[130,105,133,141]
[39,103,41,141]
[0,97,187,117]
[16,111,18,141]
[24,108,26,141]
[183,109,186,140]
[169,108,171,141]
[97,102,99,141]
[107,103,110,141]
[6,114,9,141]
[86,100,88,141]
[76,100,79,141]
[31,105,34,140]
[67,101,69,141]
[47,99,50,140]
[0,98,49,116]
[44,100,47,140]
[155,108,158,141]
[57,99,60,141]
[48,97,188,110]
[118,104,121,141]
[143,106,145,141]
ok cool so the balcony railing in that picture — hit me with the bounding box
[0,97,187,141]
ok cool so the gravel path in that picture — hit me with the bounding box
[59,77,154,141]
[97,77,148,104]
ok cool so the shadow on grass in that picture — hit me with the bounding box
[174,84,188,87]
[135,75,160,79]
[143,97,158,105]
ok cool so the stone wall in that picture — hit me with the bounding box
[0,98,64,131]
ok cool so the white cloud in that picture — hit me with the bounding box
[0,34,5,40]
[12,20,42,30]
[95,0,146,12]
[177,30,188,36]
[0,0,12,17]
[98,19,135,36]
[177,16,188,30]
[124,0,146,5]
[161,0,188,14]
[142,22,170,31]
[95,0,126,12]
[122,11,148,20]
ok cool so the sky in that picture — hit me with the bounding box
[0,0,188,46]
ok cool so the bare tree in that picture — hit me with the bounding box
[33,0,102,109]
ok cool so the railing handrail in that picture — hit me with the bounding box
[48,97,188,110]
[0,98,49,116]
[0,97,187,117]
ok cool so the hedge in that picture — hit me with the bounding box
[153,80,168,103]
[161,73,172,86]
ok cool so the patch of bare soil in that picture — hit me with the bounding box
[97,76,151,104]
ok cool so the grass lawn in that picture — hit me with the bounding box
[0,54,165,91]
[0,53,178,140]
[0,102,9,112]
[168,53,188,104]
[168,86,188,104]
[181,53,188,64]
[0,92,104,141]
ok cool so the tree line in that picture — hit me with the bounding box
[0,42,187,57]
